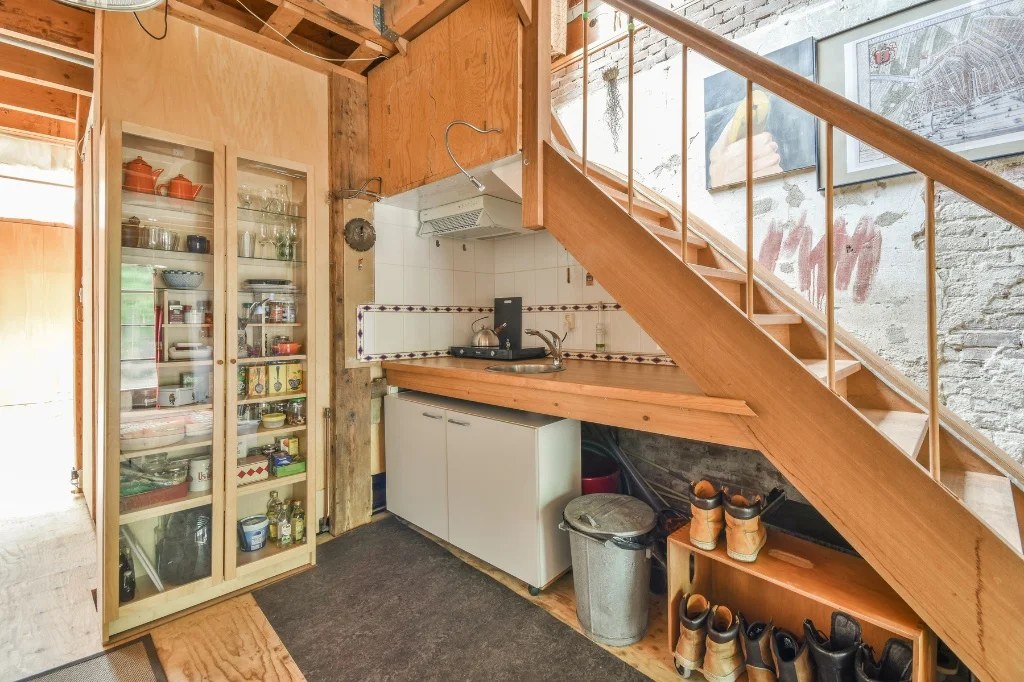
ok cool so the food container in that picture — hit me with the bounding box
[168,344,213,360]
[272,459,306,478]
[184,310,204,324]
[238,515,270,552]
[120,480,189,514]
[168,302,184,324]
[158,386,195,407]
[276,436,299,457]
[286,398,306,426]
[261,412,286,429]
[188,456,213,492]
[237,419,260,436]
[246,366,267,400]
[237,366,247,398]
[273,341,302,356]
[236,455,270,485]
[285,363,303,393]
[119,416,186,452]
[268,364,288,396]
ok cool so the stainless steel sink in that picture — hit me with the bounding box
[485,363,566,374]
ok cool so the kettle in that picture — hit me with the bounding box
[471,316,507,347]
[122,156,164,194]
[157,173,204,201]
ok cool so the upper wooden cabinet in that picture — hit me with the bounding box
[369,0,522,196]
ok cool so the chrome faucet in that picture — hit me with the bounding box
[526,329,566,369]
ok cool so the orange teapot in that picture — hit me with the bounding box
[122,156,164,194]
[156,174,204,201]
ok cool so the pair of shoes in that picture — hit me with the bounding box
[689,479,768,562]
[674,594,743,682]
[855,640,914,682]
[738,614,815,682]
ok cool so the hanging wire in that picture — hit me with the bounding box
[135,0,169,40]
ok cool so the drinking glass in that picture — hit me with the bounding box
[288,221,300,261]
[257,222,271,259]
[237,184,253,209]
[259,187,274,212]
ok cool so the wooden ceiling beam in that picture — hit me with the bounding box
[0,75,77,121]
[342,39,383,74]
[167,0,366,82]
[0,0,95,58]
[258,0,304,41]
[382,0,451,37]
[272,0,397,55]
[0,42,92,95]
[0,107,76,144]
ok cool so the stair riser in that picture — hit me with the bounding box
[760,324,791,350]
[656,236,701,263]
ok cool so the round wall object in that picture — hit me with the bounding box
[344,218,376,252]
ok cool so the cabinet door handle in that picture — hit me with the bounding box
[447,419,471,427]
[422,412,443,420]
[217,359,224,365]
[229,358,237,365]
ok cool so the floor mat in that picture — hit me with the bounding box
[254,517,652,682]
[19,635,166,682]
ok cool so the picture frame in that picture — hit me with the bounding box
[817,0,1024,189]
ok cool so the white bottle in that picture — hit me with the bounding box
[595,304,607,351]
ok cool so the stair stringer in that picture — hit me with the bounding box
[541,143,1024,682]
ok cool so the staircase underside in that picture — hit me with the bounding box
[541,142,1024,682]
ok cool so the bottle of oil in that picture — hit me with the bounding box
[267,491,281,542]
[278,508,292,547]
[291,501,305,543]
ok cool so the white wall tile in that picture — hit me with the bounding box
[494,238,515,273]
[513,234,535,271]
[535,231,560,269]
[607,311,641,352]
[375,313,404,354]
[404,266,429,305]
[404,313,430,352]
[454,313,485,346]
[429,268,454,306]
[562,312,583,349]
[404,230,430,268]
[453,240,475,271]
[582,273,614,304]
[375,223,404,266]
[375,204,417,226]
[535,312,560,337]
[556,238,579,266]
[474,240,495,273]
[374,263,404,304]
[495,272,515,298]
[558,266,583,304]
[522,312,539,346]
[429,313,454,349]
[429,237,455,270]
[361,312,376,354]
[453,270,475,305]
[535,267,559,305]
[514,270,536,305]
[639,328,663,354]
[581,311,599,350]
[475,273,494,307]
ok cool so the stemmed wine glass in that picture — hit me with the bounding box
[237,184,253,209]
[256,221,271,259]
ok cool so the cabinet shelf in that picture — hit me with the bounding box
[117,574,213,619]
[164,323,213,328]
[237,355,306,365]
[122,246,214,264]
[121,403,213,418]
[120,489,212,524]
[238,256,306,266]
[120,434,214,460]
[156,360,214,368]
[236,472,307,497]
[237,392,306,406]
[254,423,307,438]
[123,188,215,215]
[246,322,302,327]
[236,538,309,576]
[237,205,306,223]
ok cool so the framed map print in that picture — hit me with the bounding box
[816,0,1024,188]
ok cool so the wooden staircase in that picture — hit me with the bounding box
[541,141,1024,682]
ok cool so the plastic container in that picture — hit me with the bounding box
[561,494,656,646]
[238,515,269,552]
[237,419,260,436]
[581,451,620,495]
[261,412,286,429]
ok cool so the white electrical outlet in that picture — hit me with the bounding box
[563,313,576,331]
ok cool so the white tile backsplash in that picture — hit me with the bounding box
[404,266,429,305]
[453,270,475,305]
[375,313,404,354]
[404,229,431,268]
[375,222,404,266]
[475,240,495,273]
[514,270,536,305]
[535,267,559,304]
[494,239,515,274]
[607,311,641,352]
[454,313,484,346]
[429,313,454,349]
[513,234,535,271]
[429,236,455,270]
[404,313,430,352]
[428,268,454,306]
[495,272,515,298]
[375,263,404,304]
[453,240,475,272]
[475,273,494,307]
[558,266,583,304]
[534,231,560,269]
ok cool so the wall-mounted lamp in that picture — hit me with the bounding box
[445,120,503,192]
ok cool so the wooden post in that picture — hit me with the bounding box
[328,72,373,535]
[680,44,687,262]
[581,0,589,177]
[522,0,550,229]
[925,176,940,481]
[73,94,89,488]
[745,79,753,319]
[626,17,634,216]
[825,122,835,391]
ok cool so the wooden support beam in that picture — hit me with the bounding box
[521,0,551,229]
[0,75,77,121]
[383,0,452,36]
[512,0,532,26]
[0,0,95,58]
[167,0,365,83]
[328,72,373,535]
[258,1,305,40]
[0,42,92,95]
[73,94,89,484]
[343,40,383,74]
[271,0,397,54]
[0,106,76,142]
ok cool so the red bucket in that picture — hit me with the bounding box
[581,451,620,495]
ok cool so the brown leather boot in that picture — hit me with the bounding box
[723,489,768,562]
[772,628,816,682]
[739,612,777,682]
[689,480,724,550]
[704,605,744,682]
[674,593,710,675]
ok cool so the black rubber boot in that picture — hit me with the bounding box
[804,611,862,682]
[854,640,913,682]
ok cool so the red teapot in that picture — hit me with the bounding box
[122,156,164,194]
[156,174,204,201]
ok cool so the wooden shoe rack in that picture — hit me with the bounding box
[666,524,936,682]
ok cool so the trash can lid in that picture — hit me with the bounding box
[563,493,657,538]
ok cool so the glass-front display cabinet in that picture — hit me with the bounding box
[104,124,317,638]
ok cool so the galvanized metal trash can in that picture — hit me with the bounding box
[561,493,657,646]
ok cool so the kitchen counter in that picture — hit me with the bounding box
[381,357,756,448]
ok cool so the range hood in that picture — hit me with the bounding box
[418,195,528,240]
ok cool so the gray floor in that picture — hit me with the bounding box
[254,517,651,682]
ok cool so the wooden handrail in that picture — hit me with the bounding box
[599,0,1024,230]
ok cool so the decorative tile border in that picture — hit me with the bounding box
[562,351,675,365]
[358,304,493,314]
[361,350,452,362]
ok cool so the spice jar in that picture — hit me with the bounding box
[287,397,306,425]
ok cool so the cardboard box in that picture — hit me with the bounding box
[236,455,269,486]
[268,363,288,396]
[246,365,267,400]
[285,363,303,393]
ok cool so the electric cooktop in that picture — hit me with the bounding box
[449,346,548,361]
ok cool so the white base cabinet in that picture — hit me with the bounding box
[384,391,581,590]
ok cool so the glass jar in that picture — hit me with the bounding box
[287,397,306,426]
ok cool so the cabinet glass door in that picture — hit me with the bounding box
[116,129,223,617]
[226,153,315,580]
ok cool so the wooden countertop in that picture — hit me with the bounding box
[381,357,753,416]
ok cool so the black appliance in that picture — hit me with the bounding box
[494,296,523,350]
[448,345,548,360]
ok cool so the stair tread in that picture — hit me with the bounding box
[754,313,802,326]
[691,264,746,283]
[640,219,709,248]
[600,186,669,217]
[943,470,1023,554]
[856,408,928,459]
[800,358,862,382]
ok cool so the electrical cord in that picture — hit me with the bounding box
[135,0,168,40]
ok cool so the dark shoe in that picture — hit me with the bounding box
[689,480,724,550]
[772,628,816,682]
[855,640,913,682]
[704,605,744,682]
[805,611,862,682]
[936,640,959,677]
[674,593,711,674]
[739,612,776,682]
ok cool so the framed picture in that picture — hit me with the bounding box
[704,38,817,190]
[817,0,1024,188]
